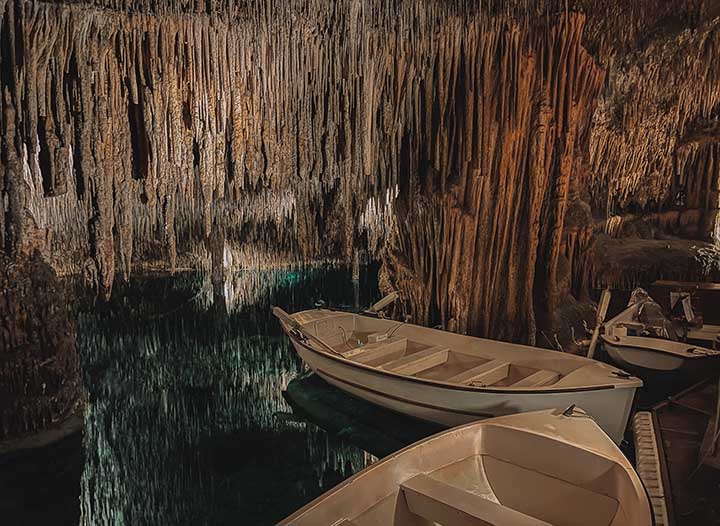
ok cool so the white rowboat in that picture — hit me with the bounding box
[274,307,641,443]
[280,407,652,526]
[602,301,720,377]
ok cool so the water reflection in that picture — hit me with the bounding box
[76,266,381,526]
[285,373,441,459]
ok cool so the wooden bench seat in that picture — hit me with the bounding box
[446,359,509,386]
[379,345,449,375]
[340,336,406,358]
[366,332,390,343]
[351,337,409,364]
[401,474,551,526]
[511,369,560,388]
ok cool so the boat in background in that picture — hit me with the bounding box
[602,290,720,379]
[273,304,641,444]
[280,407,652,526]
[686,323,720,350]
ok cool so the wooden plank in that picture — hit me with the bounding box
[401,474,551,526]
[353,338,408,364]
[340,336,405,358]
[632,412,669,526]
[380,346,449,375]
[367,332,390,343]
[512,369,560,388]
[653,378,713,411]
[668,400,714,418]
[446,359,509,386]
[651,409,677,525]
[587,289,611,359]
[700,416,720,470]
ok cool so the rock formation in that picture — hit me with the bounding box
[0,251,82,439]
[1,0,719,345]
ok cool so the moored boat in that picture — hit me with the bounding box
[686,323,720,350]
[280,407,652,526]
[602,297,720,378]
[273,306,641,444]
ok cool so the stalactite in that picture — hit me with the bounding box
[382,11,605,343]
[0,0,718,340]
[589,17,720,229]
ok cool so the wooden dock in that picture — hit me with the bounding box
[635,379,720,526]
[650,280,720,325]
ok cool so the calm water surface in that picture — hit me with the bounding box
[5,267,390,526]
[4,268,658,526]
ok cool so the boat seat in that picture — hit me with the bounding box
[367,332,390,343]
[379,345,449,375]
[511,369,560,388]
[351,338,409,364]
[401,474,551,526]
[340,336,406,358]
[446,359,509,386]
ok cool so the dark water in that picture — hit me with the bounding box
[4,266,415,526]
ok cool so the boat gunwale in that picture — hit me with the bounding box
[282,315,641,394]
[601,334,720,359]
[604,302,719,358]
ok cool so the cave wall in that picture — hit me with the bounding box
[590,14,720,237]
[1,0,719,342]
[382,12,605,341]
[0,252,82,439]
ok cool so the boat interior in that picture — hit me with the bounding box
[286,412,647,526]
[294,311,615,389]
[605,302,675,340]
[605,304,720,357]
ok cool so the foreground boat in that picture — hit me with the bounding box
[602,300,720,378]
[273,306,641,443]
[280,407,652,526]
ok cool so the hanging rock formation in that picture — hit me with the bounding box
[382,11,605,342]
[0,0,719,343]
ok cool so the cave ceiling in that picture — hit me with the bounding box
[1,0,719,340]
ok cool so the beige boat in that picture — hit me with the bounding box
[687,323,720,349]
[602,300,720,377]
[280,407,652,526]
[273,306,641,444]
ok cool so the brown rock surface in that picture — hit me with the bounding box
[0,0,718,340]
[0,252,83,440]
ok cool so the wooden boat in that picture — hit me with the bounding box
[602,301,720,378]
[686,323,720,350]
[280,407,652,526]
[273,306,641,444]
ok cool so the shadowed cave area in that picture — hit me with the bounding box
[1,0,720,525]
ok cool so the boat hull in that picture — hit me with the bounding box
[281,408,653,526]
[291,338,637,444]
[604,341,720,380]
